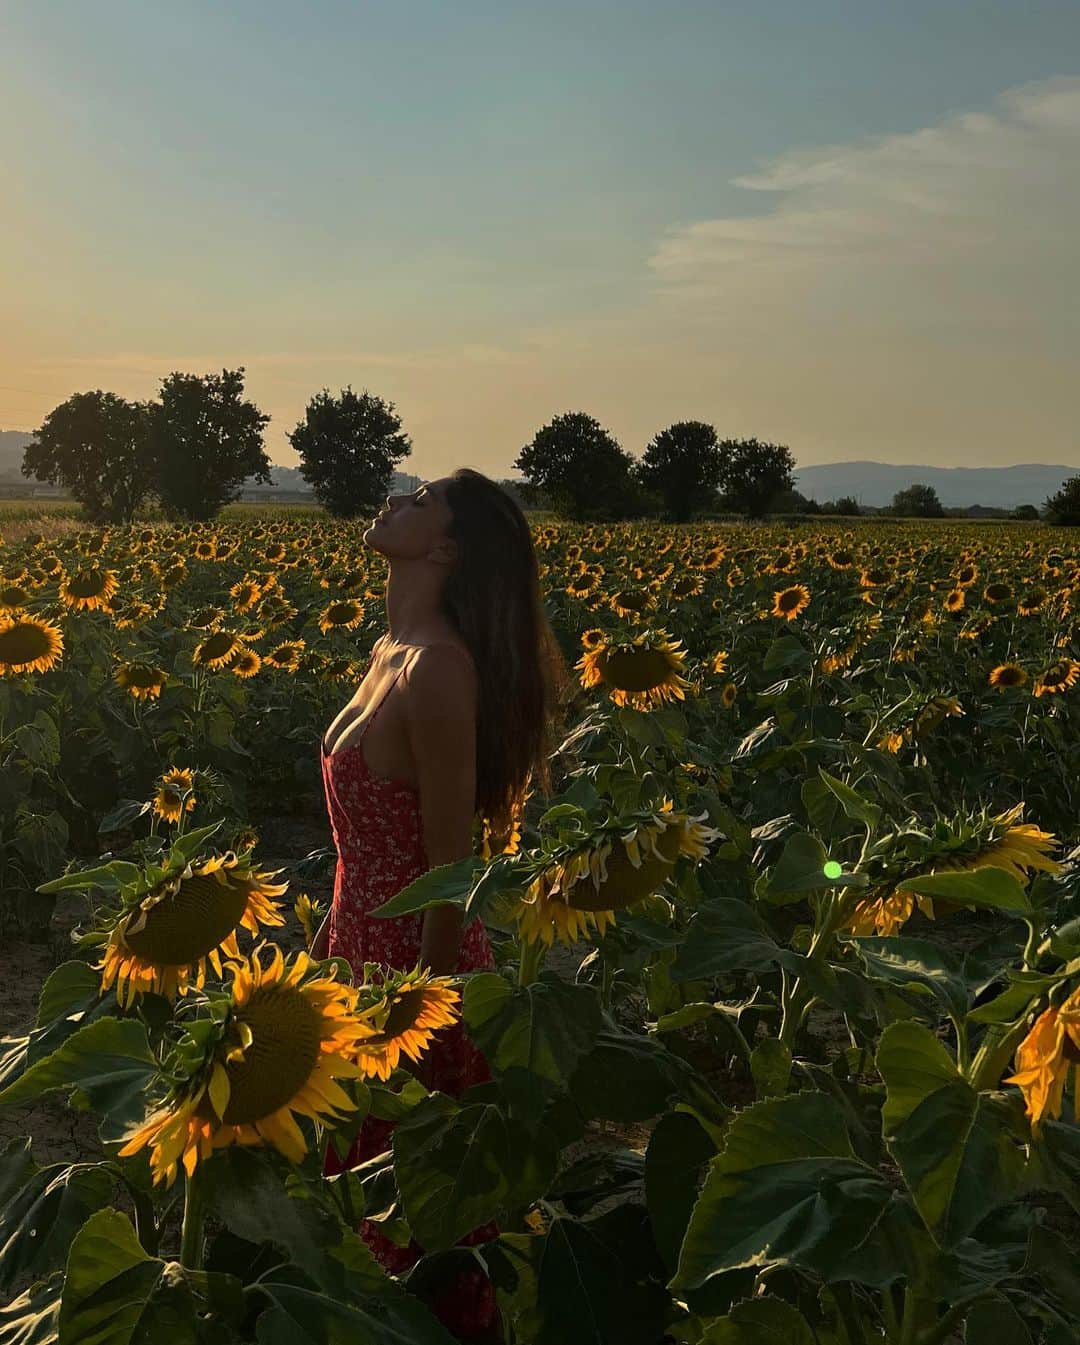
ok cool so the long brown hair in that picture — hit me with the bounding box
[440,469,572,839]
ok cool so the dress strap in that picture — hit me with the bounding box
[359,663,406,738]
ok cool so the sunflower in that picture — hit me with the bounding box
[114,660,169,700]
[826,549,855,571]
[0,584,30,612]
[576,630,691,710]
[229,578,263,613]
[115,601,155,630]
[955,563,978,588]
[117,947,372,1185]
[983,582,1014,605]
[59,567,119,612]
[671,574,705,599]
[1003,985,1080,1130]
[352,966,461,1082]
[193,539,218,561]
[0,614,64,675]
[1017,588,1046,616]
[1033,659,1080,697]
[98,847,288,1007]
[720,680,738,709]
[188,606,224,631]
[194,630,242,670]
[515,800,721,947]
[962,805,1061,883]
[320,655,359,682]
[710,650,729,675]
[478,792,530,860]
[911,695,963,740]
[265,640,305,671]
[847,890,933,938]
[943,588,966,613]
[609,588,655,620]
[318,599,365,634]
[989,663,1028,691]
[230,649,262,679]
[772,585,810,621]
[154,766,198,823]
[566,574,599,600]
[293,892,325,945]
[580,628,606,649]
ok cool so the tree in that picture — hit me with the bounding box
[22,390,157,523]
[717,438,795,518]
[514,412,639,521]
[635,420,724,522]
[831,495,862,517]
[1043,476,1080,526]
[891,482,944,518]
[151,368,271,520]
[288,387,411,518]
[1011,504,1040,521]
[769,487,819,515]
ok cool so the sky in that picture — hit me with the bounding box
[2,1,1078,479]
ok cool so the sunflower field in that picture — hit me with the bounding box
[1,508,1079,1343]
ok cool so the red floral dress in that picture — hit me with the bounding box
[320,659,499,1338]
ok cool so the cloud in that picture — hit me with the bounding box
[648,77,1080,306]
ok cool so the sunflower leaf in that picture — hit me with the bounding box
[0,1016,157,1141]
[393,1094,556,1251]
[671,1092,908,1293]
[895,866,1032,914]
[817,768,882,829]
[0,1137,115,1297]
[58,1208,199,1344]
[462,973,603,1117]
[877,1020,1026,1246]
[369,856,485,919]
[699,1296,819,1344]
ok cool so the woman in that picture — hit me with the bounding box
[312,468,569,1339]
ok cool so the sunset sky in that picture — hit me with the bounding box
[3,1,1078,481]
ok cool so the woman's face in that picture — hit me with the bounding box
[364,476,458,563]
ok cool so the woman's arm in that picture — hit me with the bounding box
[403,645,478,976]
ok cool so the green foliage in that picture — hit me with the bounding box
[716,437,796,517]
[891,482,945,517]
[1043,474,1080,526]
[636,421,724,522]
[21,391,157,523]
[514,411,640,521]
[151,367,272,520]
[288,385,412,518]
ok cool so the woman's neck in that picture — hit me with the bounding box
[383,559,454,645]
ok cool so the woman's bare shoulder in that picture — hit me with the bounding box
[401,642,477,694]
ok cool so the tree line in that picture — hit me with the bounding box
[21,375,798,524]
[21,372,1080,524]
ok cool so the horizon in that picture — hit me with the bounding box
[3,3,1077,479]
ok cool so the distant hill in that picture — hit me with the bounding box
[794,461,1078,510]
[0,431,34,478]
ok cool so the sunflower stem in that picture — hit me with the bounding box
[179,1167,206,1270]
[1021,917,1042,971]
[517,938,544,986]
